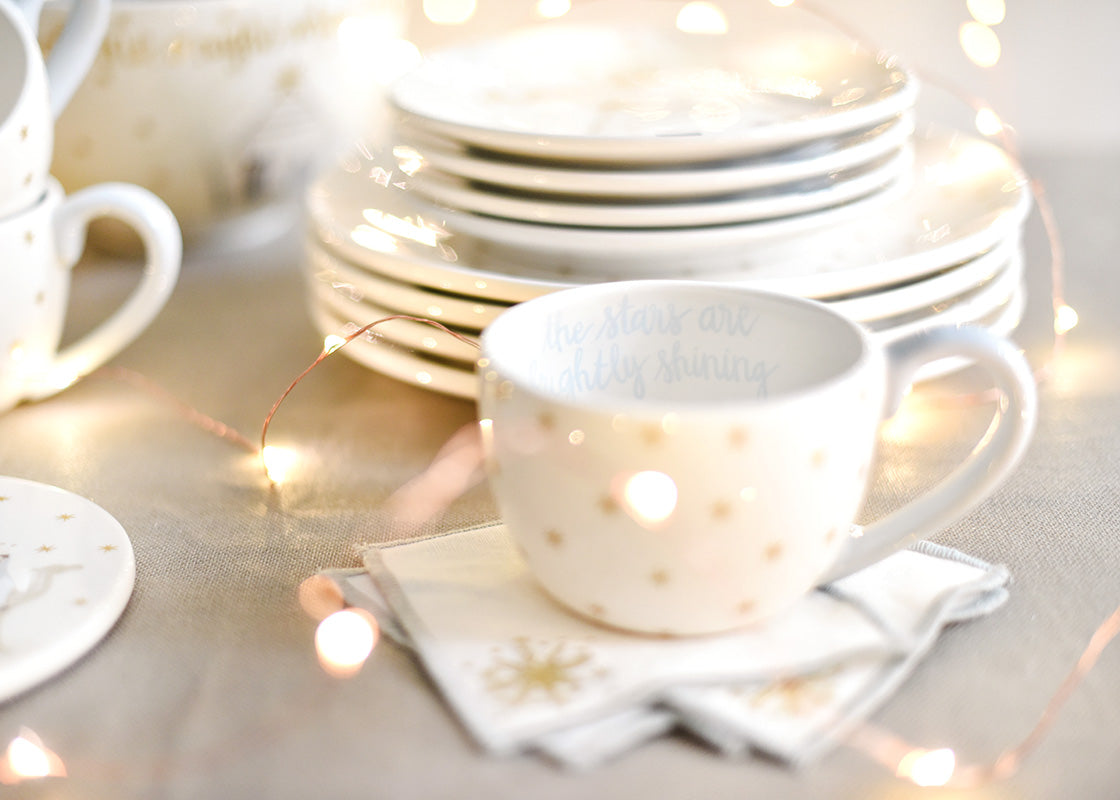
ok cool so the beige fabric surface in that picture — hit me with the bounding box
[0,150,1117,798]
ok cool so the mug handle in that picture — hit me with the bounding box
[23,183,182,400]
[821,325,1037,583]
[14,0,110,117]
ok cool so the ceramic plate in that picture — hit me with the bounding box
[400,114,915,200]
[307,278,481,364]
[307,128,1030,302]
[389,22,916,163]
[314,230,1019,328]
[909,280,1027,383]
[827,236,1017,322]
[409,146,909,229]
[870,251,1023,342]
[306,245,506,330]
[0,477,135,702]
[308,303,477,399]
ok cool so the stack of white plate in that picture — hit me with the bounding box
[302,23,1031,399]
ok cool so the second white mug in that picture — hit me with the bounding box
[0,178,181,413]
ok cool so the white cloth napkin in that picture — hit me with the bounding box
[323,523,1008,769]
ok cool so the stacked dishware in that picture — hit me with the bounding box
[302,18,1031,398]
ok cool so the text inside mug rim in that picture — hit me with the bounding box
[480,280,875,414]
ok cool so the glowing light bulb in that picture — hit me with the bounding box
[1054,304,1080,335]
[898,747,956,787]
[2,730,65,783]
[622,471,678,525]
[323,335,346,354]
[262,445,299,485]
[967,0,1005,26]
[959,21,1001,68]
[7,737,49,778]
[975,107,1003,136]
[536,0,570,18]
[676,2,728,34]
[422,0,476,25]
[316,609,379,678]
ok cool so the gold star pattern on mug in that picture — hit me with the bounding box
[639,423,664,446]
[23,230,34,246]
[36,545,54,553]
[650,569,670,586]
[727,426,749,450]
[764,542,784,561]
[536,412,556,431]
[545,529,564,548]
[57,514,75,522]
[597,494,619,515]
[812,449,827,468]
[20,125,28,141]
[99,545,118,553]
[736,599,757,616]
[711,500,732,520]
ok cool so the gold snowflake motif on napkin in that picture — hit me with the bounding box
[481,637,603,707]
[746,667,840,717]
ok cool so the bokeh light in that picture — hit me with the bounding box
[316,609,380,678]
[967,0,1006,26]
[423,0,476,25]
[959,21,1001,68]
[622,470,679,525]
[675,2,729,34]
[536,0,570,18]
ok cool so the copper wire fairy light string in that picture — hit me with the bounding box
[258,314,481,479]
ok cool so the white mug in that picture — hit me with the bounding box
[9,0,109,116]
[0,179,181,413]
[0,0,108,218]
[477,281,1036,635]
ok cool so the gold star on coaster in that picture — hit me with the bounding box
[545,529,564,548]
[99,544,118,552]
[57,513,75,521]
[37,544,54,553]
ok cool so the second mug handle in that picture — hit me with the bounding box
[15,0,109,116]
[821,325,1037,583]
[24,183,182,400]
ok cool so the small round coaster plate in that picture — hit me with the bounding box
[0,476,135,702]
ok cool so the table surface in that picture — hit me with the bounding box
[1,148,1118,799]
